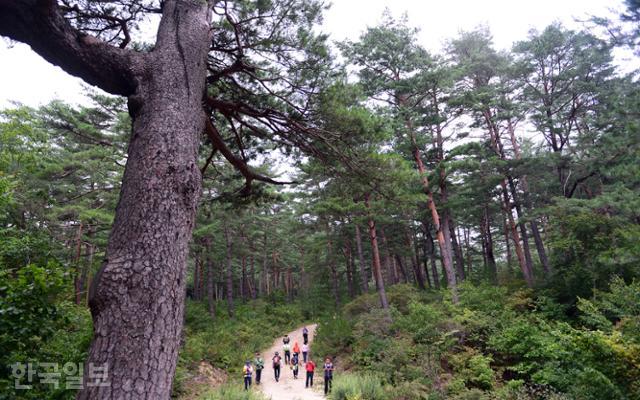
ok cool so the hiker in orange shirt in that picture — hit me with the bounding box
[292,341,300,359]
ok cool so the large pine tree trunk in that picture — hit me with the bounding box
[80,2,211,398]
[354,223,369,293]
[364,194,389,310]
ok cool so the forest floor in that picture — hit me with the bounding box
[258,323,325,400]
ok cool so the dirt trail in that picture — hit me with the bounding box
[257,323,326,400]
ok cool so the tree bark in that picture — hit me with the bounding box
[364,194,389,310]
[354,223,369,293]
[74,2,213,398]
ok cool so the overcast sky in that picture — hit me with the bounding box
[0,0,628,108]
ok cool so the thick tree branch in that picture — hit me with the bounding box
[0,0,141,96]
[204,118,296,195]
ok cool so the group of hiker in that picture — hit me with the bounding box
[242,326,335,395]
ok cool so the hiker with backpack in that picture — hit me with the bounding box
[254,352,264,385]
[243,360,253,390]
[301,342,309,363]
[302,326,309,344]
[323,357,334,395]
[283,339,291,365]
[272,351,282,382]
[282,334,291,363]
[305,357,316,388]
[291,352,300,379]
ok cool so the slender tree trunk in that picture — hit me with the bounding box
[448,216,465,281]
[501,183,534,287]
[507,176,535,275]
[249,255,258,300]
[463,226,472,278]
[364,194,389,310]
[394,254,409,284]
[343,239,356,298]
[78,226,95,306]
[409,131,457,302]
[241,255,247,302]
[379,227,395,285]
[421,244,432,288]
[406,230,426,290]
[299,246,307,295]
[262,231,268,296]
[80,3,211,398]
[530,220,550,275]
[502,209,513,273]
[354,223,369,293]
[207,259,215,319]
[74,222,84,305]
[483,207,498,283]
[325,223,340,309]
[224,223,235,317]
[507,120,551,275]
[423,223,441,290]
[193,256,201,300]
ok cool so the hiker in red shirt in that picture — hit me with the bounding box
[305,357,316,388]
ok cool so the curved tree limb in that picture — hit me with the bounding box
[204,118,297,196]
[0,0,141,96]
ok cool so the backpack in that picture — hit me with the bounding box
[243,365,252,377]
[273,356,281,366]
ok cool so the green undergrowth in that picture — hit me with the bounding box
[314,281,640,400]
[173,298,306,398]
[201,383,267,400]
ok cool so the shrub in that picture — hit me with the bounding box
[329,373,388,400]
[202,384,266,400]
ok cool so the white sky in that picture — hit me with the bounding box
[0,0,629,108]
